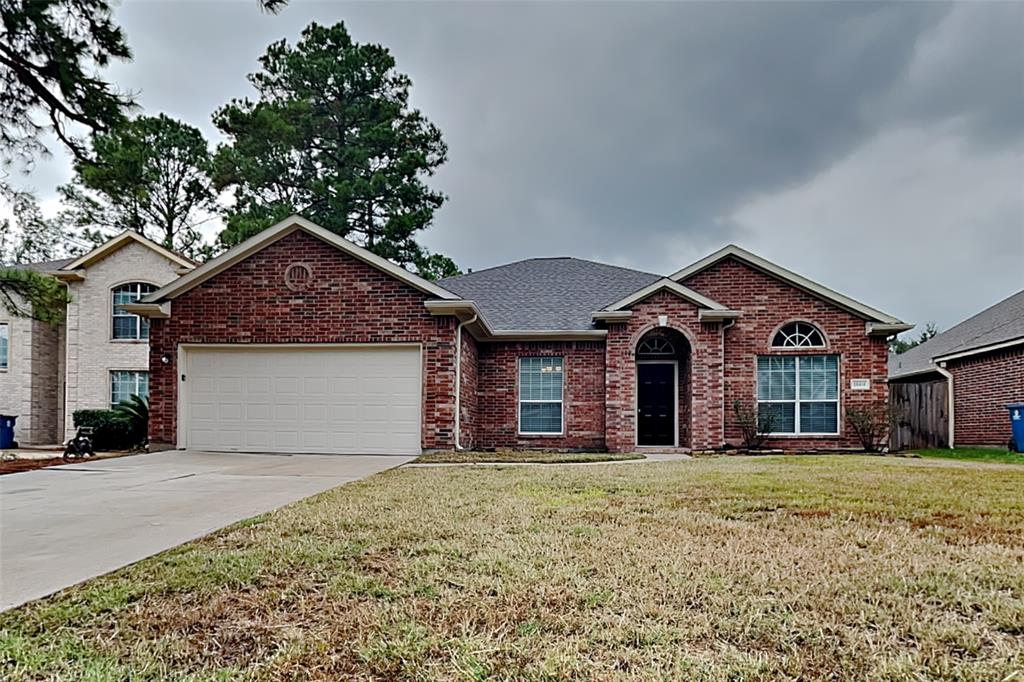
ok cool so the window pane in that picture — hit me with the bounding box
[0,324,8,369]
[757,356,795,400]
[520,402,562,433]
[111,371,149,407]
[798,355,838,400]
[520,357,563,402]
[800,402,838,433]
[113,316,138,339]
[140,316,151,340]
[758,402,795,433]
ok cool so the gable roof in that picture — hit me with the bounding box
[4,257,75,273]
[889,289,1024,379]
[600,278,732,314]
[60,230,195,272]
[440,257,661,331]
[142,215,459,303]
[669,244,905,325]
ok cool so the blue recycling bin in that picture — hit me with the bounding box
[0,414,16,449]
[1008,404,1024,453]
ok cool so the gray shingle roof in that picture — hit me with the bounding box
[1,258,75,273]
[889,289,1024,378]
[440,257,661,331]
[17,256,74,272]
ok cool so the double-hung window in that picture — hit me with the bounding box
[519,356,563,435]
[112,283,157,340]
[111,370,149,408]
[757,355,839,435]
[0,323,8,370]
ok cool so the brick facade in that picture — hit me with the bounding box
[474,341,606,450]
[147,230,458,450]
[948,346,1024,446]
[148,236,893,454]
[605,291,725,451]
[458,331,479,449]
[682,257,890,450]
[63,240,183,440]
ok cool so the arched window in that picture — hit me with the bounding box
[772,322,825,349]
[112,283,157,340]
[637,334,676,356]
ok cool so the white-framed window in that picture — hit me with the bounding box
[112,283,157,340]
[757,355,839,435]
[111,370,149,408]
[519,356,564,435]
[772,322,825,349]
[0,323,8,370]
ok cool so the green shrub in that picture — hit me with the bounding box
[72,409,142,450]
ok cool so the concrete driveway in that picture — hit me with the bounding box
[0,450,413,611]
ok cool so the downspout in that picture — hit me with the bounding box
[454,314,478,451]
[935,362,956,449]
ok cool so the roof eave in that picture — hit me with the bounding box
[671,245,905,324]
[61,231,195,272]
[866,322,915,337]
[120,302,171,319]
[932,336,1024,364]
[142,215,461,304]
[602,278,731,313]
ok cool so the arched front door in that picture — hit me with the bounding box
[635,329,690,447]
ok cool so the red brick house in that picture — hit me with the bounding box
[889,290,1024,448]
[125,216,911,455]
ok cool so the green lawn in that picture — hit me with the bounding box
[1,456,1022,680]
[413,450,645,464]
[912,447,1024,465]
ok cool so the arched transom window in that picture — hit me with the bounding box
[637,334,676,356]
[112,282,157,340]
[772,322,825,349]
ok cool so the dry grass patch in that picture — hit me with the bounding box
[413,450,645,464]
[2,456,1022,680]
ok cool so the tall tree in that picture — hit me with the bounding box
[0,0,131,321]
[213,21,458,279]
[0,0,133,170]
[60,114,217,260]
[890,322,939,354]
[0,190,73,324]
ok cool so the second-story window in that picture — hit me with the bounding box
[112,283,157,340]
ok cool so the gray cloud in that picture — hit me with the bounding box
[7,1,1023,330]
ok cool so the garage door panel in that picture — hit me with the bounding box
[184,346,422,455]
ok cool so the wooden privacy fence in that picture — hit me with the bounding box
[889,379,949,451]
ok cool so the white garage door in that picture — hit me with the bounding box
[183,345,421,455]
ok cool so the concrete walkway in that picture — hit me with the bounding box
[404,453,692,467]
[0,450,412,611]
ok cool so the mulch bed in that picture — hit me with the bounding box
[0,457,72,475]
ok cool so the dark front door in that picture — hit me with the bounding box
[637,362,676,446]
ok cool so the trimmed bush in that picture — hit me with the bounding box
[72,409,142,450]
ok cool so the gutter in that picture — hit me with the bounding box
[454,313,478,451]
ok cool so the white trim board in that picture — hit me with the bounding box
[669,244,905,325]
[933,336,1024,364]
[144,215,460,304]
[61,230,195,272]
[602,278,732,313]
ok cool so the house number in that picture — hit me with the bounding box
[850,378,870,390]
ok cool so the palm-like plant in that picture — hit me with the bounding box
[114,394,149,446]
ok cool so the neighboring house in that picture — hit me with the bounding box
[128,216,910,455]
[0,232,193,445]
[889,290,1024,448]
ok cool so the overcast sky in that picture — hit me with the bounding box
[11,0,1024,331]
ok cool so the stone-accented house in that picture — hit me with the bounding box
[127,216,910,455]
[0,232,193,445]
[889,290,1024,447]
